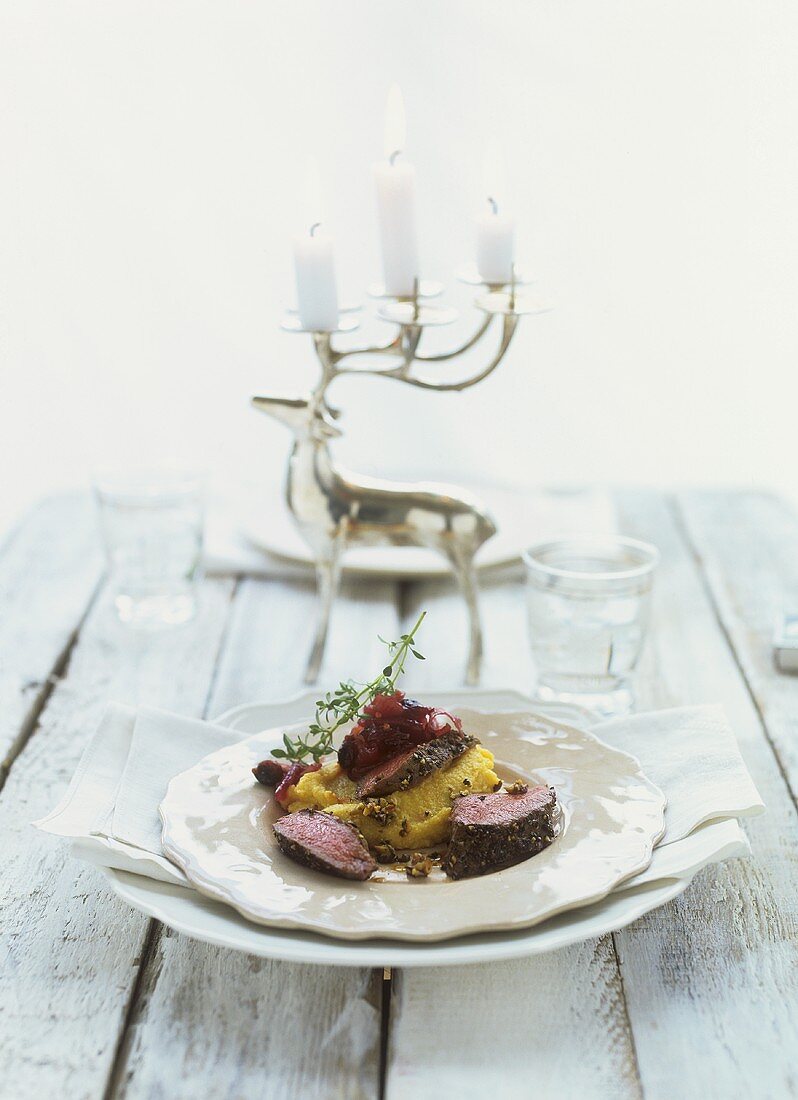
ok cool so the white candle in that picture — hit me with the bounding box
[476,200,515,285]
[475,145,516,285]
[293,158,339,332]
[373,85,419,297]
[294,229,339,332]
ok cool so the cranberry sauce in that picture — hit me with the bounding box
[337,691,462,780]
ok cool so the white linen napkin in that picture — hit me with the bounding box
[35,705,232,884]
[593,706,763,843]
[35,702,764,896]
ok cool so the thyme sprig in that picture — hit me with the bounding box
[271,610,427,764]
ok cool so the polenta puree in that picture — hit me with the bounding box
[285,744,499,849]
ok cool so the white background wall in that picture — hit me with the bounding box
[2,0,795,535]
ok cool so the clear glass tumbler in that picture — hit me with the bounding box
[93,469,205,629]
[523,536,659,717]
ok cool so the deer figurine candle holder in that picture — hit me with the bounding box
[253,268,549,685]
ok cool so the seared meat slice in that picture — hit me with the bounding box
[356,730,477,799]
[442,784,557,879]
[272,810,376,881]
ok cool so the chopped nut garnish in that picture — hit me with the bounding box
[405,852,434,878]
[492,779,503,792]
[361,797,397,825]
[462,777,471,787]
[399,817,409,837]
[373,842,398,864]
[506,780,529,795]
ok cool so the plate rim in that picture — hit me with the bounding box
[241,525,520,577]
[239,483,615,578]
[159,694,667,942]
[213,689,599,733]
[102,865,693,968]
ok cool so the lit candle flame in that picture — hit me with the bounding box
[482,142,506,213]
[303,155,324,233]
[383,84,407,162]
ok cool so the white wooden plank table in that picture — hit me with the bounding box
[2,489,797,1100]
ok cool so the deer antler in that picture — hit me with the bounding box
[413,313,493,363]
[305,272,547,397]
[318,309,518,393]
[384,313,520,391]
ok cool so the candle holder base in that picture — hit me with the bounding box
[456,262,533,289]
[280,314,362,335]
[475,290,553,317]
[368,279,444,300]
[286,300,362,315]
[376,301,459,327]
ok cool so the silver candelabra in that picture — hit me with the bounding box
[253,267,550,685]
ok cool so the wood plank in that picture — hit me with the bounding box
[113,575,400,1100]
[208,574,401,718]
[387,573,642,1100]
[0,578,236,1099]
[608,490,798,1100]
[0,493,103,770]
[403,565,534,696]
[119,938,381,1100]
[677,489,798,802]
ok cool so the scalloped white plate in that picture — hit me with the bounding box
[99,691,749,966]
[159,695,666,942]
[104,816,747,967]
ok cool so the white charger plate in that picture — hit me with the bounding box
[243,486,615,577]
[100,691,749,966]
[103,817,748,967]
[158,692,666,942]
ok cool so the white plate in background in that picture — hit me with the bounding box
[241,485,615,576]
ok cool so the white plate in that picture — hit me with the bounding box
[243,486,616,577]
[159,693,666,942]
[99,691,748,966]
[103,817,747,967]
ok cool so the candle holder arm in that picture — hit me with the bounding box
[370,313,520,392]
[322,333,403,366]
[320,326,422,378]
[413,312,494,363]
[326,312,517,390]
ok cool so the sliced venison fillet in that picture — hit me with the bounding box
[272,809,377,881]
[356,730,477,799]
[442,784,557,880]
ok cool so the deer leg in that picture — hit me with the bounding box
[447,547,484,686]
[304,531,345,684]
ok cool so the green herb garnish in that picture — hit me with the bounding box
[271,610,427,764]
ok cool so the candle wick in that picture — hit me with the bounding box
[309,222,321,237]
[487,196,498,216]
[389,149,402,166]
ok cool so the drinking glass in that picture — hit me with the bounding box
[523,536,659,717]
[93,469,205,629]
